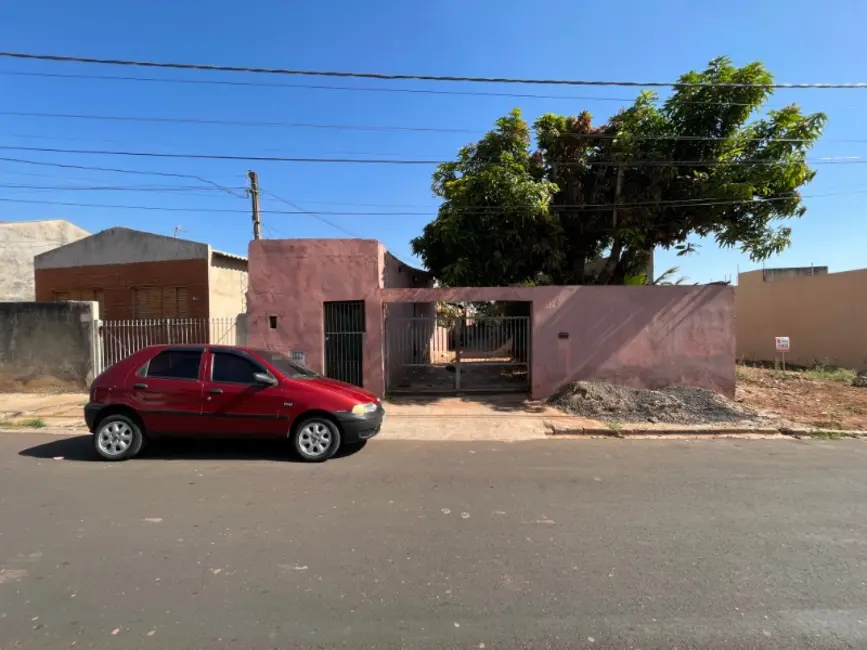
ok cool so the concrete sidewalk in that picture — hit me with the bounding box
[0,392,591,441]
[1,392,852,441]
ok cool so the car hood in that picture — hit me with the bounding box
[308,377,379,403]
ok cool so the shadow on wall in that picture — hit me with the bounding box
[536,286,734,396]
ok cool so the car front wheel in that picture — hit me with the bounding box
[292,417,341,462]
[93,414,144,461]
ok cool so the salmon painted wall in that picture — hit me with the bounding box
[247,239,735,398]
[376,286,735,398]
[246,239,383,377]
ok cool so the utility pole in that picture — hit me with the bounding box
[248,170,261,240]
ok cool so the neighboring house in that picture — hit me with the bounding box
[34,227,248,321]
[0,219,90,301]
[736,266,867,370]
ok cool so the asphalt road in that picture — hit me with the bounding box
[2,433,867,649]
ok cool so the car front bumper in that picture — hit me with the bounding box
[334,405,384,444]
[83,403,105,432]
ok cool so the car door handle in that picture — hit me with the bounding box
[134,383,148,389]
[208,388,223,394]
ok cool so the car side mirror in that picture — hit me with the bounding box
[253,372,278,387]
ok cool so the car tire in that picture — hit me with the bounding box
[93,414,145,461]
[292,416,341,463]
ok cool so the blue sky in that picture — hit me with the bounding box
[0,0,865,283]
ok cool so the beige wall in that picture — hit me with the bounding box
[0,220,90,301]
[35,227,209,269]
[208,252,248,318]
[736,269,867,370]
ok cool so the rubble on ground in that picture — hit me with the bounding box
[547,380,766,425]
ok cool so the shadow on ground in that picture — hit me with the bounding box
[386,393,546,413]
[18,435,367,463]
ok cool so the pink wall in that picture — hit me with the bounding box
[376,286,735,398]
[246,239,431,386]
[247,239,735,399]
[246,239,384,375]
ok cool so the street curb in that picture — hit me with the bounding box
[544,421,867,438]
[0,426,85,436]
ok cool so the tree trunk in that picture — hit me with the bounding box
[595,239,623,285]
[571,253,587,285]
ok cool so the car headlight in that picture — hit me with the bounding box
[351,402,378,416]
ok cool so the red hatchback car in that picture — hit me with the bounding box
[84,345,384,462]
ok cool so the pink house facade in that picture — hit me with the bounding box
[246,239,736,399]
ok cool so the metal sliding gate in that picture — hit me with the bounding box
[385,314,530,394]
[323,301,365,387]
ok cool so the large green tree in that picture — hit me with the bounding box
[411,57,827,286]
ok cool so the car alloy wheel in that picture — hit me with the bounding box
[92,414,145,461]
[97,420,134,457]
[297,421,334,459]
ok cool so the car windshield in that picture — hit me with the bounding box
[253,349,320,379]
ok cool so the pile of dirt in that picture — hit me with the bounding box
[548,381,764,425]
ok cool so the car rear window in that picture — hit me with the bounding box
[146,350,203,380]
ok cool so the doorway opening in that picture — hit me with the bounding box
[323,300,365,387]
[384,301,530,394]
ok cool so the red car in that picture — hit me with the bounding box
[84,345,384,462]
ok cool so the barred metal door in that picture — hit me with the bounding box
[323,301,365,387]
[385,313,530,394]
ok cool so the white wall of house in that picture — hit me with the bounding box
[0,220,90,301]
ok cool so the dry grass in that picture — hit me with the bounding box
[736,364,867,431]
[2,417,47,429]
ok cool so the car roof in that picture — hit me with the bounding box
[142,344,265,354]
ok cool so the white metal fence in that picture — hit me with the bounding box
[92,316,247,375]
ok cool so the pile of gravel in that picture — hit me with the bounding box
[547,381,761,425]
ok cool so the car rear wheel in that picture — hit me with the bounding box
[292,417,341,462]
[93,414,144,461]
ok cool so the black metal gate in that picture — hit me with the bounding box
[323,301,365,387]
[385,313,530,394]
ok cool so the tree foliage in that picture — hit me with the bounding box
[411,57,827,286]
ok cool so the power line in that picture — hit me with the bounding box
[0,109,842,143]
[0,155,246,196]
[260,190,363,238]
[0,69,654,101]
[0,110,476,135]
[0,70,784,107]
[2,187,864,216]
[0,182,238,192]
[0,144,863,167]
[2,51,866,89]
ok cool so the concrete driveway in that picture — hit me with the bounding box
[2,433,867,648]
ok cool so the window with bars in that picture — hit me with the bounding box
[132,287,191,319]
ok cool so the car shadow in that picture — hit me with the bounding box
[18,435,367,463]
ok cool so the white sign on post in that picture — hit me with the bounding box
[775,336,790,371]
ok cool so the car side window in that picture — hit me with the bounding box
[212,352,262,384]
[146,350,203,380]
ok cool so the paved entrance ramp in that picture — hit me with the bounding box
[380,394,574,441]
